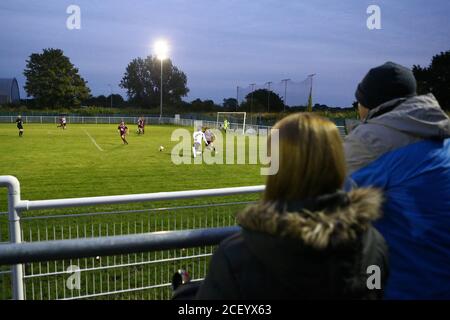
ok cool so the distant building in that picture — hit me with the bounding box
[0,78,20,104]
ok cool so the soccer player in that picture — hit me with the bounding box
[192,126,207,157]
[57,116,67,130]
[204,127,216,152]
[118,121,129,144]
[137,117,145,134]
[223,119,229,133]
[15,115,24,137]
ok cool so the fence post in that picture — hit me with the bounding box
[0,176,24,300]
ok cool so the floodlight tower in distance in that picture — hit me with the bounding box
[154,39,169,121]
[108,84,113,108]
[250,83,256,125]
[307,74,316,112]
[281,79,290,112]
[266,81,272,113]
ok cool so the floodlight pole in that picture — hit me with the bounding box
[281,79,290,112]
[266,81,272,113]
[250,83,256,125]
[236,86,239,111]
[154,39,169,122]
[160,59,163,121]
[308,74,316,112]
[108,84,113,108]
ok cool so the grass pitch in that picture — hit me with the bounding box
[0,123,266,300]
[0,123,265,207]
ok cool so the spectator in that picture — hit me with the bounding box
[345,61,450,299]
[194,113,388,300]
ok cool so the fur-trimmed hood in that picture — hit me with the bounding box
[236,188,383,250]
[194,188,388,300]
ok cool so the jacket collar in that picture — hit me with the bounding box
[364,94,450,140]
[236,188,383,250]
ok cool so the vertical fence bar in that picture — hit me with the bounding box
[0,176,24,300]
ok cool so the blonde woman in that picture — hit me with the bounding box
[196,113,388,299]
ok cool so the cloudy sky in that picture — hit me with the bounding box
[0,0,449,107]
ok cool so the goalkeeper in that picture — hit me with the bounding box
[223,119,229,132]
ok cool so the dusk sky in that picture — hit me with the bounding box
[1,0,449,107]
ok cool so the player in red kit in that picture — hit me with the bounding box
[118,121,129,144]
[137,117,145,135]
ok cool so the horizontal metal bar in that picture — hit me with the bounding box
[61,279,204,300]
[0,226,240,265]
[23,253,213,278]
[21,200,255,221]
[16,186,264,212]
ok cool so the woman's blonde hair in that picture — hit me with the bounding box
[264,113,346,202]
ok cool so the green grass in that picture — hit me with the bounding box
[0,123,265,300]
[0,123,265,204]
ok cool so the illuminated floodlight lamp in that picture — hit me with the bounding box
[154,40,169,60]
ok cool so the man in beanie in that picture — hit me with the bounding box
[345,62,450,299]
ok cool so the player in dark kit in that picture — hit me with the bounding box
[57,117,67,130]
[15,115,24,137]
[118,121,129,144]
[137,117,145,134]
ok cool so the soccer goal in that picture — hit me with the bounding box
[216,112,246,134]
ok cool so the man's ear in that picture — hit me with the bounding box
[358,103,369,120]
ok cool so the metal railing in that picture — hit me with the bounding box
[0,115,347,136]
[0,176,264,300]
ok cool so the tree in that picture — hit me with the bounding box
[190,99,219,112]
[23,48,90,108]
[242,89,284,112]
[413,50,450,110]
[223,98,238,110]
[84,94,127,108]
[120,55,189,108]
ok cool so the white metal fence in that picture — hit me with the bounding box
[0,176,264,300]
[0,115,347,136]
[0,115,267,135]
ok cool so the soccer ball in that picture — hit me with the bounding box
[159,145,165,152]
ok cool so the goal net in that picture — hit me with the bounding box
[237,76,313,108]
[216,112,246,134]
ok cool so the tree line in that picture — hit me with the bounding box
[15,48,450,111]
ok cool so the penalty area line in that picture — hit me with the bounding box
[83,129,104,151]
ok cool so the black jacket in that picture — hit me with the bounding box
[196,188,389,300]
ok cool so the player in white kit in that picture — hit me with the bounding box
[192,126,207,158]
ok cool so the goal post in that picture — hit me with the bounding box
[216,112,246,134]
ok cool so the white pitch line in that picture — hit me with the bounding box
[83,129,104,151]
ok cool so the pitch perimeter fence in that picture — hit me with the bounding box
[0,115,348,137]
[0,176,265,300]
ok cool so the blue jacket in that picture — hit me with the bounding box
[352,139,450,299]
